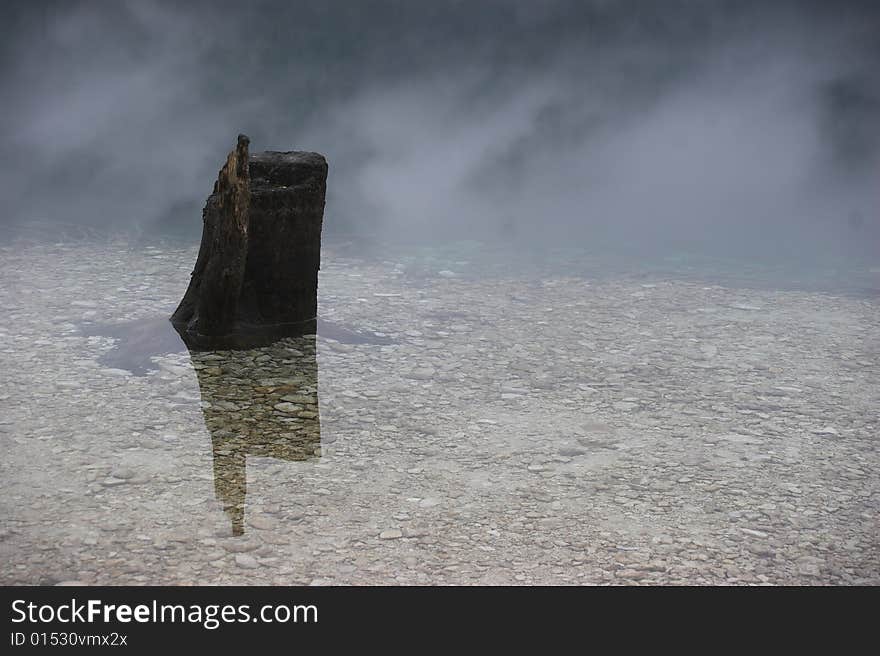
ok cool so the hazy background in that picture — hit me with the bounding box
[2,0,878,261]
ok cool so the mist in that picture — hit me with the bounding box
[2,0,878,261]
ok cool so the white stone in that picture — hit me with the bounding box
[235,554,260,569]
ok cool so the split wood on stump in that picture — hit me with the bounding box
[171,134,328,349]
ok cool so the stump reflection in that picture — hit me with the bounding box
[190,336,321,536]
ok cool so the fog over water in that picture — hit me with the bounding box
[3,2,880,589]
[3,0,878,261]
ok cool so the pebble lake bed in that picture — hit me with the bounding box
[1,236,878,585]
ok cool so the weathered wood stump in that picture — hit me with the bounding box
[171,134,328,349]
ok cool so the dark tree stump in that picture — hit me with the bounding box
[171,135,328,349]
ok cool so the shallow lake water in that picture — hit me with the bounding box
[1,236,878,584]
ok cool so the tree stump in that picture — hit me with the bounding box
[171,134,328,349]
